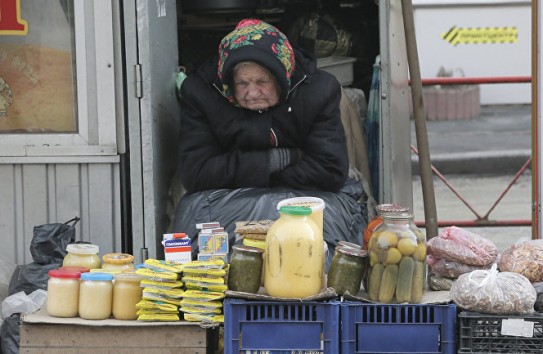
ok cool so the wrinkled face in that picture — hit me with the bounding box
[233,62,280,111]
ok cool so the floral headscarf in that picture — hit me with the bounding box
[217,19,295,103]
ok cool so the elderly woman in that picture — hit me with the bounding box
[174,19,367,258]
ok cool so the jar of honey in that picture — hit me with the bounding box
[46,269,81,318]
[264,206,324,298]
[102,253,135,272]
[79,272,113,320]
[63,243,101,269]
[112,273,143,320]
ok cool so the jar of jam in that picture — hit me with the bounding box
[79,272,113,320]
[264,206,324,298]
[367,212,426,304]
[363,204,409,250]
[102,253,135,272]
[112,273,143,320]
[63,243,101,269]
[227,245,263,294]
[327,246,367,296]
[46,269,81,318]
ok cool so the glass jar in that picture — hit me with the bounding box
[227,245,263,294]
[363,204,409,250]
[367,212,426,304]
[79,272,113,320]
[264,206,324,298]
[112,273,143,320]
[102,253,135,272]
[327,246,367,296]
[46,269,81,318]
[63,243,101,269]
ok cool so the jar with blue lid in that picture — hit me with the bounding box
[79,272,113,320]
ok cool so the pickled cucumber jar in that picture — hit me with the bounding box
[367,212,426,304]
[327,246,367,296]
[264,206,324,298]
[227,245,263,294]
[363,204,409,250]
[63,243,101,269]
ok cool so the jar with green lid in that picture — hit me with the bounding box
[264,206,324,298]
[367,212,426,304]
[63,243,101,269]
[327,246,367,296]
[227,245,263,294]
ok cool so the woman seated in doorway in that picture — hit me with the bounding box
[174,18,368,259]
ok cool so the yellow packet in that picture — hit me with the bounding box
[144,259,184,273]
[136,308,179,316]
[179,298,223,309]
[182,259,225,270]
[182,289,225,301]
[143,287,184,299]
[142,293,181,306]
[182,275,225,285]
[182,267,227,277]
[136,299,179,312]
[184,313,224,323]
[180,306,222,315]
[140,279,184,289]
[185,283,228,293]
[136,267,179,281]
[137,313,180,322]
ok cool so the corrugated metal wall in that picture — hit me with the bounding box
[0,161,121,265]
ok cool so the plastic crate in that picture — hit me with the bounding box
[458,311,543,353]
[224,298,340,353]
[340,302,457,354]
[316,56,356,86]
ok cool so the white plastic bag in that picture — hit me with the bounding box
[450,264,536,315]
[1,289,47,319]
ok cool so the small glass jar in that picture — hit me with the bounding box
[367,212,426,304]
[363,204,409,250]
[102,253,135,272]
[63,243,101,269]
[327,246,367,296]
[79,272,113,320]
[228,245,264,294]
[46,269,81,318]
[112,273,143,320]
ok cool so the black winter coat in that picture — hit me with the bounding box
[178,49,349,193]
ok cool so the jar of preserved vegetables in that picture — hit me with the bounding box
[63,243,101,269]
[264,206,324,298]
[227,245,263,294]
[47,269,81,318]
[367,212,426,304]
[79,272,113,320]
[327,246,367,296]
[363,204,409,250]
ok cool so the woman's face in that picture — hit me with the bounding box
[233,62,280,111]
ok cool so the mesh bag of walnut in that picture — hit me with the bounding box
[450,264,536,315]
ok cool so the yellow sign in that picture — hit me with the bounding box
[441,26,518,46]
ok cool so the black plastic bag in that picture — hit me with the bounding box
[0,314,21,354]
[30,216,79,265]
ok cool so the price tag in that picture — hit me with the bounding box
[501,318,535,337]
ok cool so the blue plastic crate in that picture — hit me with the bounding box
[224,298,340,353]
[340,302,457,354]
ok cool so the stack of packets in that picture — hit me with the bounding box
[197,222,229,262]
[234,219,274,248]
[135,259,184,322]
[180,259,227,323]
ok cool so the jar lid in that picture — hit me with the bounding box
[102,252,134,264]
[66,243,99,255]
[277,197,325,212]
[81,272,113,281]
[278,206,312,216]
[57,266,90,274]
[114,273,143,282]
[232,245,264,254]
[336,246,368,258]
[382,212,414,221]
[337,241,362,250]
[377,203,410,214]
[48,269,82,279]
